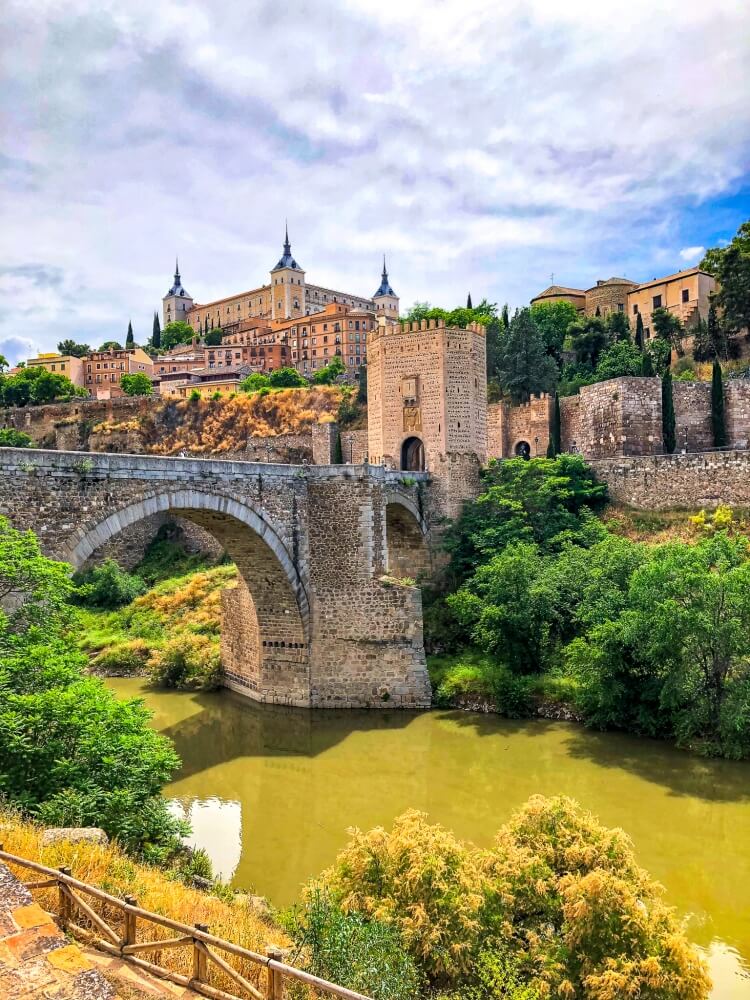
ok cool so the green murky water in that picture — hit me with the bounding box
[107,679,750,998]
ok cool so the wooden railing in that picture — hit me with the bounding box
[0,847,372,1000]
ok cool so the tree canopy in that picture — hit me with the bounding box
[57,340,91,358]
[494,308,558,403]
[120,372,153,396]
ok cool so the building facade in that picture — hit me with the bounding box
[84,348,154,398]
[27,353,85,387]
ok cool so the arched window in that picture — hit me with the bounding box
[401,437,425,472]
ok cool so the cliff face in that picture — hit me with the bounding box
[1,388,345,457]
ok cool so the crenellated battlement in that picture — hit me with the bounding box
[372,316,486,340]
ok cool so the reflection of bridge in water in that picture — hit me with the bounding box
[0,447,434,708]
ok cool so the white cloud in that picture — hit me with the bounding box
[0,0,748,353]
[679,246,706,262]
[0,336,37,367]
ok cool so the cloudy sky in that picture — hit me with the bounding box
[1,0,749,363]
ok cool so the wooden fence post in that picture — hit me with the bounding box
[58,868,71,926]
[266,945,284,1000]
[122,896,137,950]
[192,923,209,985]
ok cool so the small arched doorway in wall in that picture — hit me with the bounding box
[514,440,531,460]
[385,500,430,581]
[69,492,310,706]
[401,436,425,472]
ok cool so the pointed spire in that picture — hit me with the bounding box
[175,256,180,279]
[272,223,301,271]
[374,254,396,299]
[382,255,388,278]
[166,257,190,298]
[284,221,290,253]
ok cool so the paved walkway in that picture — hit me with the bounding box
[0,861,200,1000]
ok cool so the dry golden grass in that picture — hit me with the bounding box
[603,504,750,544]
[0,806,289,997]
[139,388,343,455]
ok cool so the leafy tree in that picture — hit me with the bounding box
[72,559,146,609]
[125,320,134,348]
[700,218,750,276]
[707,298,728,361]
[645,337,671,376]
[691,315,713,361]
[312,355,345,385]
[0,355,8,372]
[634,311,644,350]
[240,372,270,392]
[0,429,33,447]
[605,310,631,342]
[495,309,557,403]
[529,300,578,364]
[641,350,655,376]
[99,341,123,351]
[403,302,432,323]
[567,316,607,368]
[0,516,74,633]
[203,327,223,346]
[715,244,750,340]
[57,340,91,358]
[651,307,684,356]
[268,366,308,388]
[120,372,153,396]
[160,321,194,352]
[594,340,644,381]
[661,370,676,454]
[152,312,161,350]
[711,360,727,447]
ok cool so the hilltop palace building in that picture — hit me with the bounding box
[162,228,400,334]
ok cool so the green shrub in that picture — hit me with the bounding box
[72,559,147,609]
[0,429,34,447]
[148,633,221,690]
[285,889,423,1000]
[90,639,150,674]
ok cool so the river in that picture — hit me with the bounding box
[107,678,750,998]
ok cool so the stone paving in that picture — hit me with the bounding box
[0,862,198,1000]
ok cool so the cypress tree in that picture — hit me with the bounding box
[546,439,555,458]
[152,312,161,350]
[126,320,134,348]
[635,312,644,351]
[711,360,727,447]
[333,430,343,464]
[707,300,727,361]
[466,293,473,309]
[501,303,510,330]
[641,348,655,376]
[552,394,562,455]
[661,370,676,454]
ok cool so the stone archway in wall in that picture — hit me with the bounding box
[68,491,311,706]
[385,496,431,581]
[401,436,425,472]
[514,440,531,459]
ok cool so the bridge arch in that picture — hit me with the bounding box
[69,490,311,705]
[384,490,430,581]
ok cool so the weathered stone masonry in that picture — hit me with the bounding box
[0,447,431,709]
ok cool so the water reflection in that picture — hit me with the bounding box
[108,679,750,997]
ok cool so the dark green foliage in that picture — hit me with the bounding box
[99,341,123,351]
[160,321,194,351]
[125,321,134,348]
[711,361,727,447]
[443,455,607,588]
[240,372,270,392]
[57,340,91,358]
[635,312,644,350]
[311,356,345,385]
[691,316,713,362]
[706,220,750,339]
[0,366,83,407]
[495,309,558,403]
[707,299,728,361]
[594,340,644,381]
[466,293,472,309]
[501,303,510,329]
[135,531,217,586]
[285,889,423,1000]
[333,431,343,464]
[651,308,684,356]
[529,301,579,365]
[204,327,223,346]
[552,395,561,455]
[0,429,33,447]
[646,337,671,376]
[152,312,161,350]
[120,372,153,396]
[357,364,367,403]
[641,350,655,377]
[605,310,631,342]
[0,518,185,857]
[661,371,676,454]
[567,316,607,368]
[72,559,147,609]
[268,366,308,388]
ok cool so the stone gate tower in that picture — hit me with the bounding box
[162,259,194,327]
[367,317,487,517]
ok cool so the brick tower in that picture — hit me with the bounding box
[367,317,487,517]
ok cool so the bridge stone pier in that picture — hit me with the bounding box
[0,447,432,709]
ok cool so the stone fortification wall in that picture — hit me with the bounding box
[340,429,369,464]
[487,396,552,459]
[672,382,712,453]
[560,378,662,457]
[590,451,750,509]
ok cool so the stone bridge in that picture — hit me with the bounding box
[0,447,433,709]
